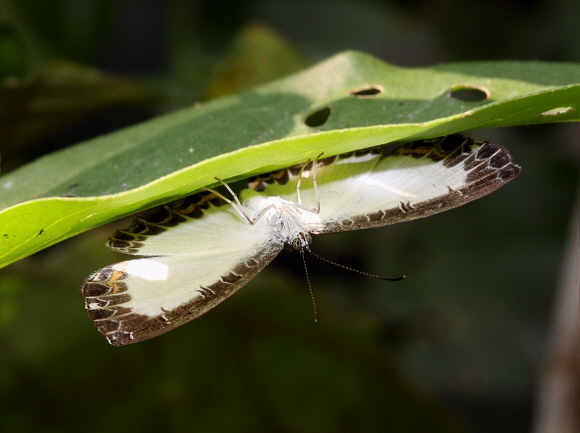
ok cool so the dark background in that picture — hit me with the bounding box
[1,1,578,432]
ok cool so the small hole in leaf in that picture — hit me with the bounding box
[540,106,573,116]
[349,85,384,98]
[450,84,490,102]
[305,107,331,127]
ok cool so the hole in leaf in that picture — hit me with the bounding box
[349,85,384,98]
[540,106,573,116]
[305,107,331,127]
[450,84,490,102]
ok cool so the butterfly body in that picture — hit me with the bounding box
[241,193,324,246]
[82,135,521,346]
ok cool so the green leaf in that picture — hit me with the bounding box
[1,51,579,268]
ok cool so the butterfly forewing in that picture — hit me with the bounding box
[249,135,521,233]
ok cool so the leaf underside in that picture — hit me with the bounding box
[1,51,579,268]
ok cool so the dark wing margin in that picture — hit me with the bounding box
[81,241,283,346]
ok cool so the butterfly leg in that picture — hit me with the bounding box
[295,153,323,213]
[248,203,275,224]
[202,179,253,223]
[311,152,323,214]
[295,161,309,206]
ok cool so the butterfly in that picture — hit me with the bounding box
[81,134,521,346]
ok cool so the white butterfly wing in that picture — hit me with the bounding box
[82,135,520,346]
[82,193,283,346]
[247,135,521,233]
[107,193,267,257]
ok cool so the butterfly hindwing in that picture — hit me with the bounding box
[82,192,283,346]
[106,192,272,257]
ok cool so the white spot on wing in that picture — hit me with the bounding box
[123,259,169,281]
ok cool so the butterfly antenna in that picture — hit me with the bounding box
[301,250,319,323]
[307,248,405,281]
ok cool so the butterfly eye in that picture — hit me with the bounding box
[290,232,312,250]
[290,238,301,250]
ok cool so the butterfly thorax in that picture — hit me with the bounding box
[243,194,323,249]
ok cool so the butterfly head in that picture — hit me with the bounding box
[289,232,312,251]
